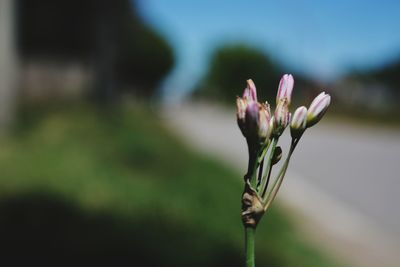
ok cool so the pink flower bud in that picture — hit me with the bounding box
[236,80,273,142]
[307,92,331,127]
[290,106,307,138]
[276,74,294,105]
[242,79,257,102]
[237,79,260,137]
[273,98,290,136]
[245,101,260,135]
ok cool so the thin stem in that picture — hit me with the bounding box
[263,156,290,208]
[262,163,273,198]
[256,158,264,188]
[255,140,271,189]
[245,140,258,182]
[245,227,256,267]
[250,153,260,188]
[259,137,278,196]
[263,137,301,207]
[257,140,271,165]
[248,140,270,188]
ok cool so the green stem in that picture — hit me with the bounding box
[263,137,301,206]
[257,139,271,166]
[248,140,270,188]
[245,141,258,182]
[260,137,278,196]
[256,158,264,188]
[255,140,270,187]
[245,227,256,267]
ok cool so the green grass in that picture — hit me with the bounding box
[0,104,344,266]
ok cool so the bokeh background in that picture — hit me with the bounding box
[0,0,399,266]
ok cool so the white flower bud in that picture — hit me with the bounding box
[258,103,272,140]
[307,92,331,127]
[276,74,294,105]
[290,106,307,138]
[273,98,290,136]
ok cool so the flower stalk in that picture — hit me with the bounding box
[236,74,330,267]
[245,227,256,267]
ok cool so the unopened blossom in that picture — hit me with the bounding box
[290,106,307,138]
[237,80,273,142]
[244,101,260,138]
[306,92,331,127]
[276,74,294,105]
[273,98,290,136]
[237,79,259,136]
[258,103,272,140]
[243,79,257,102]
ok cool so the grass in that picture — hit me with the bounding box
[0,103,344,266]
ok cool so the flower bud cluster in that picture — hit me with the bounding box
[237,74,331,230]
[236,80,273,143]
[236,74,331,141]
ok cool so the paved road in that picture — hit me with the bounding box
[162,102,400,267]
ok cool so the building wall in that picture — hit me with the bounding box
[19,60,92,102]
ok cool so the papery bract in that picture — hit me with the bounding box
[236,97,247,134]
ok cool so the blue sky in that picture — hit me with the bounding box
[137,0,400,100]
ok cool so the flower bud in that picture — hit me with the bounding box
[273,98,290,136]
[236,80,274,142]
[258,103,272,140]
[271,146,282,165]
[276,74,294,105]
[269,115,275,136]
[290,106,307,138]
[244,101,260,138]
[306,92,331,127]
[243,79,257,102]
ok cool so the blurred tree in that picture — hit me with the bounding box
[115,14,175,99]
[17,0,174,101]
[17,0,96,59]
[370,58,400,93]
[195,45,281,103]
[344,55,400,93]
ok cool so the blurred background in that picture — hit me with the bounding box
[0,0,399,266]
